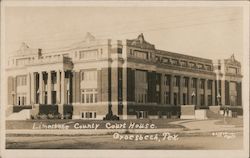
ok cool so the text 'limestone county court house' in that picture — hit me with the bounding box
[6,33,243,120]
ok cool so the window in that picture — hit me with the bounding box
[174,76,180,87]
[207,80,212,89]
[171,59,178,65]
[81,89,98,104]
[180,60,188,67]
[117,48,122,54]
[164,75,170,85]
[17,75,27,86]
[229,82,237,91]
[228,67,237,74]
[134,50,148,60]
[200,80,205,89]
[81,70,97,81]
[79,50,98,60]
[197,63,204,69]
[190,62,196,68]
[135,70,147,103]
[81,112,97,119]
[17,94,26,105]
[164,92,170,104]
[205,65,212,71]
[183,77,188,87]
[191,78,196,88]
[162,57,170,64]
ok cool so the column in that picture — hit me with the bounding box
[47,71,52,104]
[221,80,225,106]
[179,75,183,105]
[212,80,216,105]
[188,77,192,104]
[196,78,200,106]
[170,74,174,105]
[161,73,165,104]
[56,70,61,104]
[204,79,208,106]
[39,72,43,104]
[25,73,30,105]
[30,72,35,105]
[61,70,65,104]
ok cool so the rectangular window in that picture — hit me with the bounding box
[207,80,212,89]
[17,75,27,86]
[81,89,98,104]
[162,57,170,64]
[117,48,122,54]
[171,59,178,65]
[81,70,97,81]
[200,80,205,89]
[135,70,147,103]
[190,62,196,68]
[197,63,204,69]
[134,50,148,60]
[228,67,237,74]
[191,78,196,88]
[180,60,188,67]
[79,50,98,60]
[184,77,188,87]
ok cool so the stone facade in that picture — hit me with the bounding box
[6,33,243,120]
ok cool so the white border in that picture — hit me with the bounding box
[1,1,249,158]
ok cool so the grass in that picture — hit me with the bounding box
[214,117,243,127]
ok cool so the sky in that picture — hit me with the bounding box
[4,6,244,62]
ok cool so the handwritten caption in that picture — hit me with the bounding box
[32,122,157,130]
[212,132,236,139]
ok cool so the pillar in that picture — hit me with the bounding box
[170,74,174,105]
[27,73,31,105]
[179,75,183,105]
[204,79,208,106]
[196,78,200,106]
[212,80,216,105]
[47,71,52,104]
[221,80,225,106]
[56,70,61,104]
[161,73,165,104]
[39,72,43,104]
[188,77,192,104]
[30,72,35,105]
[61,70,65,105]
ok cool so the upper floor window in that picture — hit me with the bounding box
[183,77,188,87]
[164,75,170,86]
[180,60,188,67]
[134,50,148,60]
[171,59,178,65]
[191,78,196,88]
[190,62,196,68]
[228,67,237,74]
[197,63,204,69]
[117,48,122,54]
[81,70,97,81]
[16,58,28,66]
[205,65,212,71]
[162,57,170,64]
[79,50,98,60]
[17,75,27,86]
[207,80,212,89]
[200,79,205,89]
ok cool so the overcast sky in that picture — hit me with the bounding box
[5,6,244,62]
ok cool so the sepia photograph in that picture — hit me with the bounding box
[1,1,249,158]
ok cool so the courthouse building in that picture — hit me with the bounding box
[6,33,243,120]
